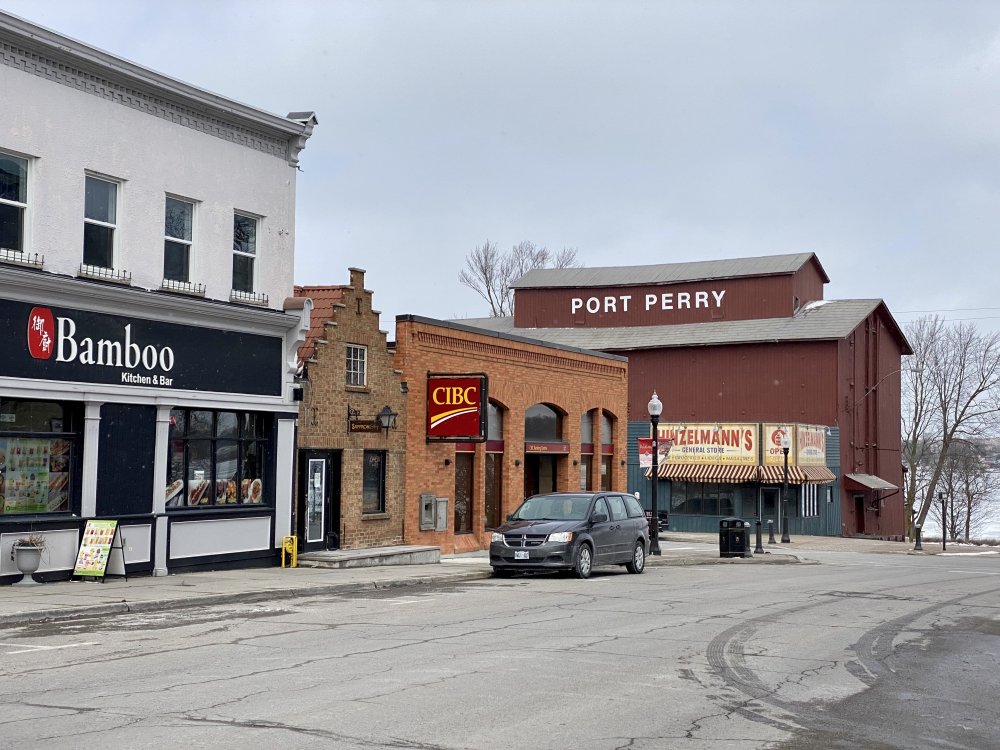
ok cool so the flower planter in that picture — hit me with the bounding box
[12,544,43,586]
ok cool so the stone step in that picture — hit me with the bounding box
[297,545,441,569]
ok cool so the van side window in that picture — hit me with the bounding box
[592,497,610,521]
[624,494,645,518]
[607,494,627,521]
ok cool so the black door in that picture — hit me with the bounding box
[298,450,341,550]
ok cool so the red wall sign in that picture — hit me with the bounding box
[26,307,55,360]
[426,374,487,442]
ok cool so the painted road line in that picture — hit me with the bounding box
[1,641,100,655]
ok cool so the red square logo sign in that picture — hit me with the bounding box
[426,376,486,440]
[26,307,55,359]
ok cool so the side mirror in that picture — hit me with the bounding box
[506,514,515,522]
[592,512,608,524]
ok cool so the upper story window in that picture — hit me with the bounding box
[164,197,194,283]
[232,212,257,293]
[83,175,118,269]
[0,152,27,254]
[346,344,367,387]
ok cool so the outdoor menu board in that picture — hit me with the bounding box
[73,520,119,578]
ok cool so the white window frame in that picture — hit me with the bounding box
[346,344,367,387]
[0,150,28,255]
[164,195,195,283]
[83,174,120,270]
[232,211,259,293]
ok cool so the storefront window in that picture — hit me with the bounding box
[0,398,79,515]
[166,408,269,508]
[579,454,592,490]
[669,482,740,516]
[362,450,386,513]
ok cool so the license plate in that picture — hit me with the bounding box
[514,550,529,560]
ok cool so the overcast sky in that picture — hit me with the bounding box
[5,0,999,334]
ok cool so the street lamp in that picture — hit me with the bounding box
[781,431,791,543]
[647,391,663,556]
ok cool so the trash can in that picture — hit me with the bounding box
[719,517,751,559]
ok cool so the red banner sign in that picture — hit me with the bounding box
[426,375,487,441]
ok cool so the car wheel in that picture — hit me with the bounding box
[492,567,513,578]
[573,543,593,579]
[625,540,645,574]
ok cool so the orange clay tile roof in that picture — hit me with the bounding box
[294,285,346,361]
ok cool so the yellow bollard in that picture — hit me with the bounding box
[281,535,298,568]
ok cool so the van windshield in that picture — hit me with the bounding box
[512,494,591,521]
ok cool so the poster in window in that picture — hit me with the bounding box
[0,437,54,514]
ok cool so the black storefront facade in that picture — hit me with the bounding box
[0,267,309,582]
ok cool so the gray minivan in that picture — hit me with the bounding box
[489,492,650,579]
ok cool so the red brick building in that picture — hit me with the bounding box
[462,253,913,539]
[393,316,629,554]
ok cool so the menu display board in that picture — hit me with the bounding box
[73,520,119,578]
[0,437,71,514]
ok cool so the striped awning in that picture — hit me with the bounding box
[644,463,759,483]
[800,466,837,484]
[757,465,809,484]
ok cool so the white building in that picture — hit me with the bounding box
[0,11,315,580]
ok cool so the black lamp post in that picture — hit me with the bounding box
[781,431,791,543]
[647,391,663,556]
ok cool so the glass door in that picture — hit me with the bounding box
[306,458,326,544]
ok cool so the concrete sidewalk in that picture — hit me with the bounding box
[0,532,988,627]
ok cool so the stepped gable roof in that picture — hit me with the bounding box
[512,252,829,289]
[294,285,346,360]
[455,298,912,354]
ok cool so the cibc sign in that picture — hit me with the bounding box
[426,374,487,442]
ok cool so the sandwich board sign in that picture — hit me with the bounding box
[73,520,126,581]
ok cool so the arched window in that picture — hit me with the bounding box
[524,403,561,441]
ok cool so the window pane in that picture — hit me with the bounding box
[165,198,192,241]
[163,240,190,282]
[0,399,65,431]
[600,455,611,491]
[487,402,503,441]
[188,410,213,438]
[454,453,473,533]
[600,413,613,444]
[186,440,212,506]
[0,203,22,252]
[580,411,593,443]
[83,223,114,268]
[85,176,116,223]
[485,453,502,529]
[233,213,256,255]
[232,254,254,292]
[239,413,266,439]
[579,454,591,490]
[346,345,366,386]
[362,450,385,513]
[0,154,26,202]
[169,409,186,435]
[216,412,238,438]
[524,404,560,441]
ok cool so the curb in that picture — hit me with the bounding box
[0,569,493,627]
[0,552,810,627]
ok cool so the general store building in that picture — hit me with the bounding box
[0,12,315,581]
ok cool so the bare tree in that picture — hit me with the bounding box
[903,317,1000,538]
[459,239,580,317]
[925,441,1000,542]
